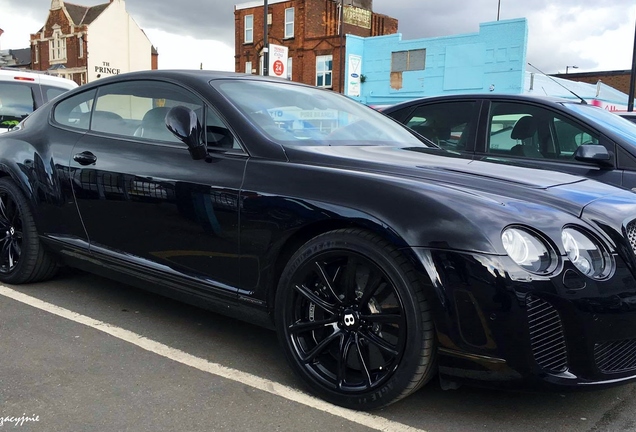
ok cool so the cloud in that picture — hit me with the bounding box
[143,28,234,71]
[374,0,635,73]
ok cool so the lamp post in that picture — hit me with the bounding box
[566,65,578,74]
[339,0,344,93]
[262,0,269,76]
[497,0,501,21]
[628,16,636,112]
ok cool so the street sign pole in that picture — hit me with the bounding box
[263,0,269,76]
[629,16,636,112]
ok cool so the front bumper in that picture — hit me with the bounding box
[412,247,636,390]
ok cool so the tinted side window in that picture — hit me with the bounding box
[43,85,70,103]
[552,119,599,157]
[92,80,203,143]
[403,101,476,151]
[53,89,96,131]
[487,102,599,160]
[205,108,242,151]
[0,82,36,130]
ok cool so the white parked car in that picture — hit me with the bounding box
[0,68,77,132]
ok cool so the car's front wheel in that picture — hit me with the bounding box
[0,178,57,284]
[275,228,436,410]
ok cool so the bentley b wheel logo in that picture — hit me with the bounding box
[343,313,356,327]
[9,227,14,236]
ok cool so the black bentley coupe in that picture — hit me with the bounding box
[3,70,636,410]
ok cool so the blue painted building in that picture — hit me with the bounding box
[345,18,635,109]
[345,18,528,106]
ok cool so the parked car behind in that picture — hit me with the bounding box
[6,71,636,410]
[0,68,77,132]
[617,111,636,125]
[383,94,636,190]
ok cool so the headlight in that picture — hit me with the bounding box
[561,228,610,279]
[502,228,555,274]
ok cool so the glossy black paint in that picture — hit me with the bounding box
[5,71,636,392]
[383,94,636,191]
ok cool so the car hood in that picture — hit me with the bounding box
[284,145,632,217]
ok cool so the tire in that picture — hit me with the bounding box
[0,178,57,284]
[275,228,436,410]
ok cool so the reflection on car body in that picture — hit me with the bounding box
[6,71,636,410]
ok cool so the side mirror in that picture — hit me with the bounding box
[574,144,613,167]
[166,106,207,160]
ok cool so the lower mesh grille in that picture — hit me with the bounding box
[627,220,636,256]
[595,339,636,373]
[527,295,568,373]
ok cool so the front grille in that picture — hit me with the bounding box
[626,220,636,256]
[527,295,568,373]
[595,339,636,373]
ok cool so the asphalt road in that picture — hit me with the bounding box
[2,268,636,431]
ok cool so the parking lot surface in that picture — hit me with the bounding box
[2,269,636,431]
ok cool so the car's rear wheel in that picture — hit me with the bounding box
[275,228,436,410]
[0,178,57,284]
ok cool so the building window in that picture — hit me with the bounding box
[78,35,84,58]
[391,49,426,72]
[34,45,39,64]
[245,61,252,74]
[244,15,253,44]
[316,55,332,88]
[49,27,67,62]
[285,8,294,38]
[287,57,292,80]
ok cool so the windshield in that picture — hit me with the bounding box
[562,103,636,144]
[213,79,429,147]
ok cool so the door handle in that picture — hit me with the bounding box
[73,151,97,166]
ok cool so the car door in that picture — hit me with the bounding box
[69,79,247,296]
[476,100,623,187]
[387,99,481,154]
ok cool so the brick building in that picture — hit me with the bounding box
[30,0,158,85]
[553,70,633,95]
[234,0,397,92]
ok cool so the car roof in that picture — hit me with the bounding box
[0,68,78,89]
[382,93,579,112]
[78,69,298,89]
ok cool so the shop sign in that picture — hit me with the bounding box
[344,6,371,29]
[268,44,288,78]
[95,61,121,76]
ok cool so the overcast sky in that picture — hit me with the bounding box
[0,0,634,74]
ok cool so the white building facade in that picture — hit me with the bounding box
[30,0,157,85]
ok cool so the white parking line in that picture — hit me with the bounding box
[0,285,426,432]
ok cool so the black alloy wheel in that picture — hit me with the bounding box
[276,229,436,410]
[0,186,23,274]
[0,178,57,284]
